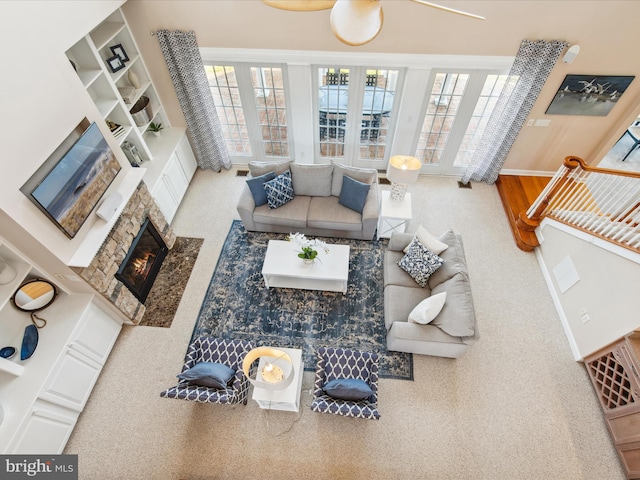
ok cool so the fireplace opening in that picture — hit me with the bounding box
[115,218,168,303]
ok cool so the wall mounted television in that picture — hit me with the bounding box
[21,119,122,238]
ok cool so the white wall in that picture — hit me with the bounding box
[535,219,640,359]
[0,1,126,266]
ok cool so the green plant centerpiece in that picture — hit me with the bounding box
[298,246,318,261]
[288,232,329,264]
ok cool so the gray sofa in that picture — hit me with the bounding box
[384,231,478,358]
[237,160,379,240]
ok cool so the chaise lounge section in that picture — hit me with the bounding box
[384,230,479,359]
[237,160,379,240]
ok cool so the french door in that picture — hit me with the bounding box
[314,66,403,170]
[204,63,292,162]
[414,71,512,175]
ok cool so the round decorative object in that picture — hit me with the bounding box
[11,279,57,313]
[242,347,294,391]
[303,258,314,265]
[129,96,153,126]
[0,346,16,359]
[128,69,141,89]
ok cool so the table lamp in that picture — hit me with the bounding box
[386,155,421,201]
[242,346,294,391]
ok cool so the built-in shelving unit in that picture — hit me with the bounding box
[65,9,168,161]
[0,235,123,454]
[65,7,196,230]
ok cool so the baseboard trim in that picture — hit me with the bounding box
[500,169,557,177]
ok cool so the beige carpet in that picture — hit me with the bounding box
[64,168,623,479]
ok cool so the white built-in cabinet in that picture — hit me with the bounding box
[149,134,198,223]
[0,236,123,454]
[65,8,196,224]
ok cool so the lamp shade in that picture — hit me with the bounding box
[242,346,294,391]
[386,155,421,184]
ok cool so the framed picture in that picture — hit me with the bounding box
[20,121,121,238]
[546,74,635,116]
[106,55,125,73]
[110,44,129,63]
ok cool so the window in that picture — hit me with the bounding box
[205,65,250,156]
[204,64,291,160]
[316,67,401,169]
[453,74,513,168]
[252,67,289,157]
[416,73,469,166]
[414,71,511,174]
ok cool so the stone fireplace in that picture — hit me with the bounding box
[72,181,176,324]
[115,217,168,303]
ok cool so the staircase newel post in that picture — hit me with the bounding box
[516,156,583,232]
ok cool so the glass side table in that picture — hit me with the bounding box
[377,190,412,239]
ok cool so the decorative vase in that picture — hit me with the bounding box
[0,256,16,285]
[128,69,141,89]
[303,258,314,265]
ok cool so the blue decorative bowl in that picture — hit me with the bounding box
[0,346,16,359]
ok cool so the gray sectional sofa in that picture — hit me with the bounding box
[237,160,379,240]
[384,230,478,358]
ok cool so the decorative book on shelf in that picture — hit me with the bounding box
[106,119,126,139]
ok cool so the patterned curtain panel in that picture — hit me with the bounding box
[461,39,568,184]
[156,30,231,172]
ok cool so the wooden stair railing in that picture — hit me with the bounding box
[516,156,640,254]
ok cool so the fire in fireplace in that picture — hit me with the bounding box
[116,218,168,303]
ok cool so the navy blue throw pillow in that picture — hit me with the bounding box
[338,175,370,213]
[177,362,235,389]
[246,171,276,206]
[323,378,373,401]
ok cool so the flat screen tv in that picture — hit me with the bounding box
[22,120,121,238]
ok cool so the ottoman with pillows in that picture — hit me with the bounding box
[384,227,478,358]
[237,160,379,240]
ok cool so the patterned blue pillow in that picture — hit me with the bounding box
[323,378,373,401]
[263,170,295,209]
[246,171,276,206]
[398,238,444,287]
[177,362,235,389]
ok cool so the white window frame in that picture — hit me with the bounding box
[200,48,514,169]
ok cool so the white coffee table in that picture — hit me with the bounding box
[262,240,350,294]
[252,347,304,412]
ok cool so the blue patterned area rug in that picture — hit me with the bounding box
[192,221,413,380]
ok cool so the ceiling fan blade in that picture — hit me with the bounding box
[410,0,486,20]
[261,0,336,11]
[330,0,384,46]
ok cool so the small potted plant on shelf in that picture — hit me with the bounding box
[148,122,164,137]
